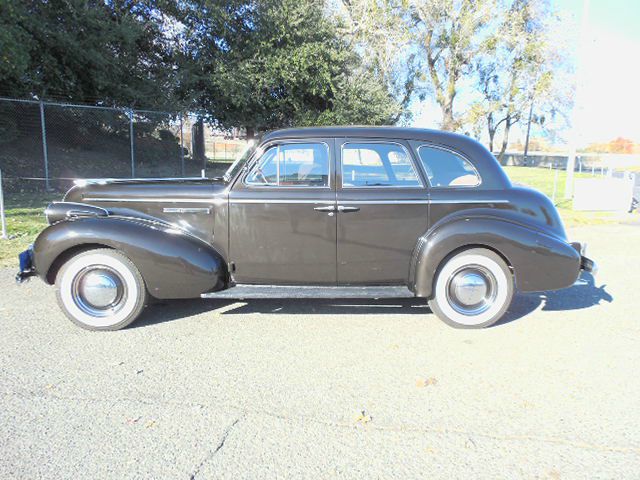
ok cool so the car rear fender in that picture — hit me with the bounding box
[409,215,581,297]
[33,216,227,299]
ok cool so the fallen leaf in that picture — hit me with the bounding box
[416,377,438,388]
[353,410,372,425]
[145,420,157,428]
[126,416,142,424]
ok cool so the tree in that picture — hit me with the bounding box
[409,0,496,131]
[0,0,179,110]
[337,0,421,123]
[468,0,568,159]
[180,0,400,134]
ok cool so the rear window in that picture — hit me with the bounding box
[417,146,480,187]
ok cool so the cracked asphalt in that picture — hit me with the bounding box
[1,224,639,479]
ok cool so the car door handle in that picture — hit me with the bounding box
[313,205,337,212]
[337,205,360,213]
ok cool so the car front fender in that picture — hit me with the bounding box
[410,215,581,297]
[33,216,227,299]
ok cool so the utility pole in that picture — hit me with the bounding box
[565,0,590,199]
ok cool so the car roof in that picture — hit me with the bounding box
[263,126,467,143]
[261,127,511,190]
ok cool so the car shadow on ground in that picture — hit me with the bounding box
[134,272,613,329]
[496,272,613,326]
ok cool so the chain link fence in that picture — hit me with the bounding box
[0,97,248,193]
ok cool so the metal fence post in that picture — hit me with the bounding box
[128,109,136,177]
[179,113,185,177]
[551,161,559,204]
[0,170,8,239]
[39,101,50,191]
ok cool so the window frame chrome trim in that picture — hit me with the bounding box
[339,140,426,190]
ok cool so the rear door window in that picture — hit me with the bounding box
[341,142,422,188]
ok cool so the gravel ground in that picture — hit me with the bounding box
[1,224,639,479]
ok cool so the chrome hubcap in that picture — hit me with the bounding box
[72,267,125,317]
[446,266,497,315]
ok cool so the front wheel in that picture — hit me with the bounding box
[55,248,148,331]
[428,248,514,329]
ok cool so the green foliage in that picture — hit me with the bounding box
[0,0,399,130]
[0,1,178,109]
[183,0,399,131]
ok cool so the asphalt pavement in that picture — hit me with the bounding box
[1,224,639,479]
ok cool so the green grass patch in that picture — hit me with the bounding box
[0,192,58,268]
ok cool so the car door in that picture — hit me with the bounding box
[228,138,337,284]
[336,138,430,285]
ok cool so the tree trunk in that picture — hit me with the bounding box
[523,100,535,166]
[191,118,205,164]
[441,103,456,131]
[498,118,512,164]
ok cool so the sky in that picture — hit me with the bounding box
[411,0,640,147]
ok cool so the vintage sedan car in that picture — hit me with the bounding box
[17,127,596,330]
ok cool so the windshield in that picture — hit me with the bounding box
[223,139,259,182]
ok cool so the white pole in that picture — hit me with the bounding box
[565,0,590,199]
[39,101,50,191]
[129,109,136,177]
[0,170,8,239]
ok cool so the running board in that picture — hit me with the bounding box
[201,285,415,300]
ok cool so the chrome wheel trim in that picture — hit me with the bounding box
[71,266,126,317]
[445,265,498,316]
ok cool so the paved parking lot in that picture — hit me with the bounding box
[1,224,639,479]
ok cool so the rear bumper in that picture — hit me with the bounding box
[580,255,597,275]
[571,241,597,275]
[15,246,36,284]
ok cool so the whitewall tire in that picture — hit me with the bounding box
[428,248,514,329]
[55,249,147,331]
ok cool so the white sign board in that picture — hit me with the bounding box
[573,177,634,211]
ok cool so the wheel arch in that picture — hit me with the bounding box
[432,243,515,283]
[45,243,114,284]
[33,217,228,299]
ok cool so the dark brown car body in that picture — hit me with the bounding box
[19,127,594,304]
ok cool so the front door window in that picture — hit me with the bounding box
[246,143,330,187]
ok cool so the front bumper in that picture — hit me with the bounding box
[15,247,36,284]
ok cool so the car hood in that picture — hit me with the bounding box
[64,177,228,204]
[61,177,229,243]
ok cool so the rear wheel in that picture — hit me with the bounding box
[428,248,514,329]
[55,248,147,331]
